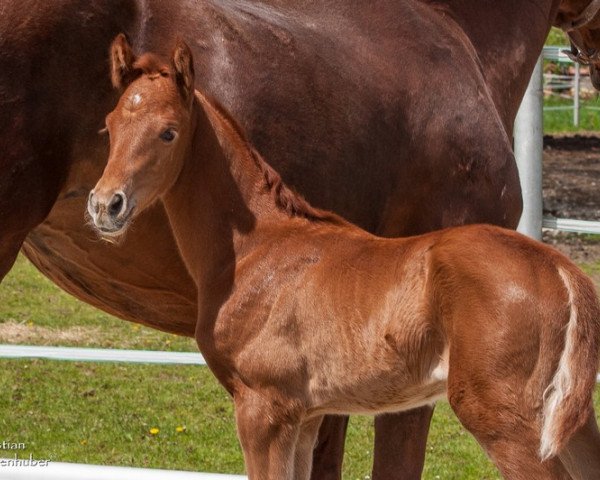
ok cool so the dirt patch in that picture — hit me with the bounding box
[0,321,101,345]
[542,134,600,263]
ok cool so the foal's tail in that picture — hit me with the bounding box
[539,265,600,460]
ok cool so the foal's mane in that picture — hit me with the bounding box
[204,98,347,226]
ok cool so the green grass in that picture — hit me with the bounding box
[544,97,600,133]
[0,256,196,352]
[2,254,600,477]
[543,27,600,133]
[0,361,242,472]
[546,27,569,47]
[0,357,503,479]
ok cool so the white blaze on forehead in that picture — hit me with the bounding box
[131,93,143,106]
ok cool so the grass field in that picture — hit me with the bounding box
[1,254,600,479]
[541,27,600,134]
[544,97,600,133]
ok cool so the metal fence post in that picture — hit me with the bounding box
[574,62,580,127]
[515,56,544,240]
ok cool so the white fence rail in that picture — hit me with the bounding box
[0,344,206,365]
[542,217,600,234]
[0,460,245,480]
[542,46,582,127]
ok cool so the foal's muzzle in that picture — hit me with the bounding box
[87,190,131,235]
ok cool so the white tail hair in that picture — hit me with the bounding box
[539,267,578,460]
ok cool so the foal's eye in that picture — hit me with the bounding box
[159,129,176,143]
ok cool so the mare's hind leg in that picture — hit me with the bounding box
[234,390,301,480]
[447,371,570,479]
[558,407,600,479]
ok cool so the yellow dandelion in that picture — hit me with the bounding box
[149,427,160,435]
[176,425,186,433]
[79,439,88,446]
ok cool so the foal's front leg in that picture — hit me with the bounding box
[294,416,325,480]
[234,390,303,480]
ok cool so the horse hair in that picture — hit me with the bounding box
[132,53,171,79]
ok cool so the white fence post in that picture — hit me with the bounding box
[515,56,544,240]
[574,62,580,127]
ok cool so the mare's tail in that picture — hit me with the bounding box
[539,265,600,460]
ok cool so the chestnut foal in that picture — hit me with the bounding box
[89,39,600,479]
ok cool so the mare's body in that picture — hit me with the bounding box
[89,46,600,479]
[3,0,600,477]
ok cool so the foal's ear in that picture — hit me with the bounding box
[172,39,195,102]
[110,33,137,90]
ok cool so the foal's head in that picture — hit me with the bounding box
[88,34,195,237]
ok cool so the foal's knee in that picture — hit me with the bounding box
[234,389,306,471]
[235,392,303,444]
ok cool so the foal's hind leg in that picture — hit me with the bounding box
[448,384,571,480]
[558,407,600,479]
[447,372,571,479]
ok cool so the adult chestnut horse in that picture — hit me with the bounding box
[2,0,600,478]
[88,38,600,480]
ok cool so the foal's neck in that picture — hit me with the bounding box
[161,92,331,287]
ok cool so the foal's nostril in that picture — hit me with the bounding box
[108,192,125,218]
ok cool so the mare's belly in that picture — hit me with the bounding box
[22,196,198,336]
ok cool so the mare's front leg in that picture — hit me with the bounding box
[234,389,303,480]
[0,235,23,283]
[0,120,80,282]
[0,152,61,282]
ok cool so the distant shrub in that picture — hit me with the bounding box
[546,27,569,46]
